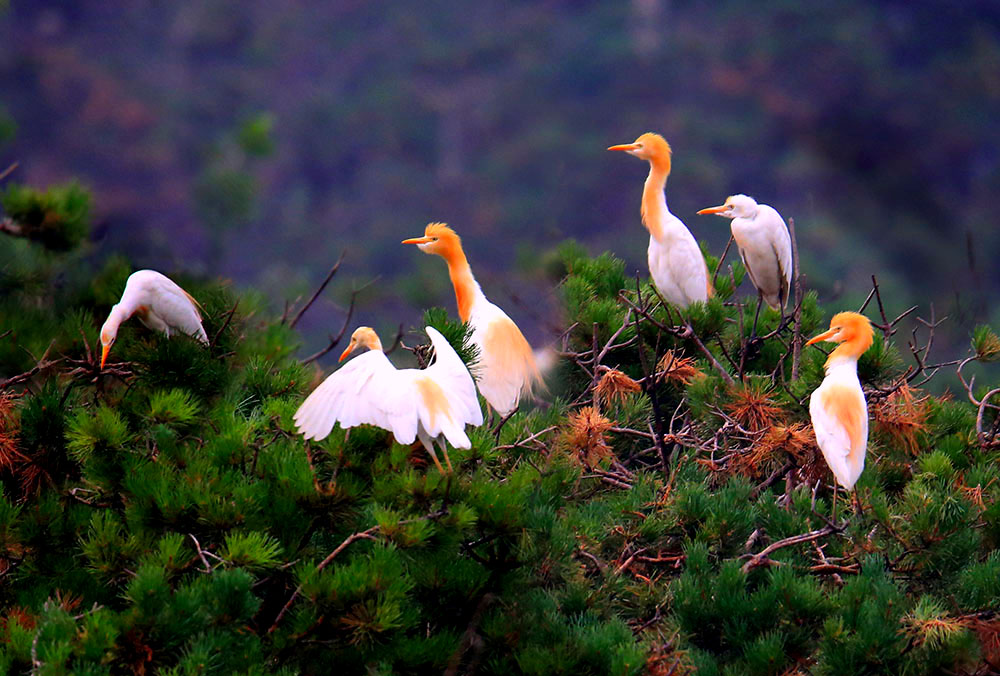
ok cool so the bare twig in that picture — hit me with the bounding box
[188,533,213,573]
[211,299,239,347]
[789,217,803,380]
[301,279,377,365]
[288,251,347,329]
[712,235,734,289]
[742,524,838,573]
[0,161,18,183]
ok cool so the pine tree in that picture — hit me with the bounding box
[2,170,1000,675]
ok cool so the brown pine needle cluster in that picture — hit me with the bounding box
[873,384,929,455]
[559,405,615,469]
[731,423,816,479]
[901,611,969,650]
[594,368,641,407]
[969,617,1000,670]
[724,380,784,433]
[658,350,701,386]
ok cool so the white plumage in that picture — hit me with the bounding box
[698,195,792,310]
[293,326,483,473]
[809,361,868,490]
[100,269,208,367]
[806,311,874,492]
[609,132,711,308]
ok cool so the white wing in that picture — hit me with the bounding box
[761,205,793,309]
[650,213,709,308]
[421,326,484,445]
[468,302,539,416]
[809,381,868,490]
[293,351,398,441]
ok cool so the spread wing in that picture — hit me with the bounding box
[294,351,399,442]
[417,326,484,447]
[810,383,868,490]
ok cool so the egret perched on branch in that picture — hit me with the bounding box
[608,133,711,308]
[402,223,541,417]
[806,312,874,497]
[100,270,208,368]
[293,326,482,474]
[698,195,792,331]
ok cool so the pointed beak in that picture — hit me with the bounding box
[806,328,839,346]
[697,204,730,216]
[401,236,433,245]
[338,344,355,362]
[100,344,111,369]
[607,143,640,152]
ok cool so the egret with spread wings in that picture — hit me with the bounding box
[294,326,483,474]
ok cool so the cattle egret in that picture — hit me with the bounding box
[608,133,711,308]
[806,312,874,497]
[402,223,541,417]
[100,270,208,368]
[697,195,792,313]
[293,326,483,474]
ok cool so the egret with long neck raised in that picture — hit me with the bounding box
[402,223,541,418]
[608,133,711,308]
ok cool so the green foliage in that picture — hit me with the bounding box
[1,182,91,251]
[422,306,480,366]
[1,235,999,674]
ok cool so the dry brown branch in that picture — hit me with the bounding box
[742,524,838,573]
[789,217,804,380]
[287,252,346,329]
[0,162,18,183]
[300,280,376,365]
[712,235,734,289]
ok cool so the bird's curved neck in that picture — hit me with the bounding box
[439,242,482,323]
[641,163,671,241]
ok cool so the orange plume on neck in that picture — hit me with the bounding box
[420,223,478,322]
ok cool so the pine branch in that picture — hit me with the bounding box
[267,509,447,635]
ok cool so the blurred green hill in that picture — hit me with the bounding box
[1,1,998,361]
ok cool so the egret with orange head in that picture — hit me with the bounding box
[608,133,711,308]
[806,311,874,513]
[402,223,541,417]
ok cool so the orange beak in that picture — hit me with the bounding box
[697,205,729,215]
[338,344,355,362]
[806,328,839,346]
[607,143,640,152]
[401,236,433,245]
[100,343,111,369]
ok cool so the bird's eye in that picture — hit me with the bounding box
[432,237,439,242]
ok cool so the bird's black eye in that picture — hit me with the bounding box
[432,237,439,242]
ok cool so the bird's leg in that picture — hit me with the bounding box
[831,483,839,524]
[851,491,861,516]
[439,440,454,474]
[492,407,518,442]
[425,444,446,475]
[741,292,765,365]
[750,291,764,342]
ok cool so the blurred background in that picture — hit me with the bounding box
[0,0,998,364]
